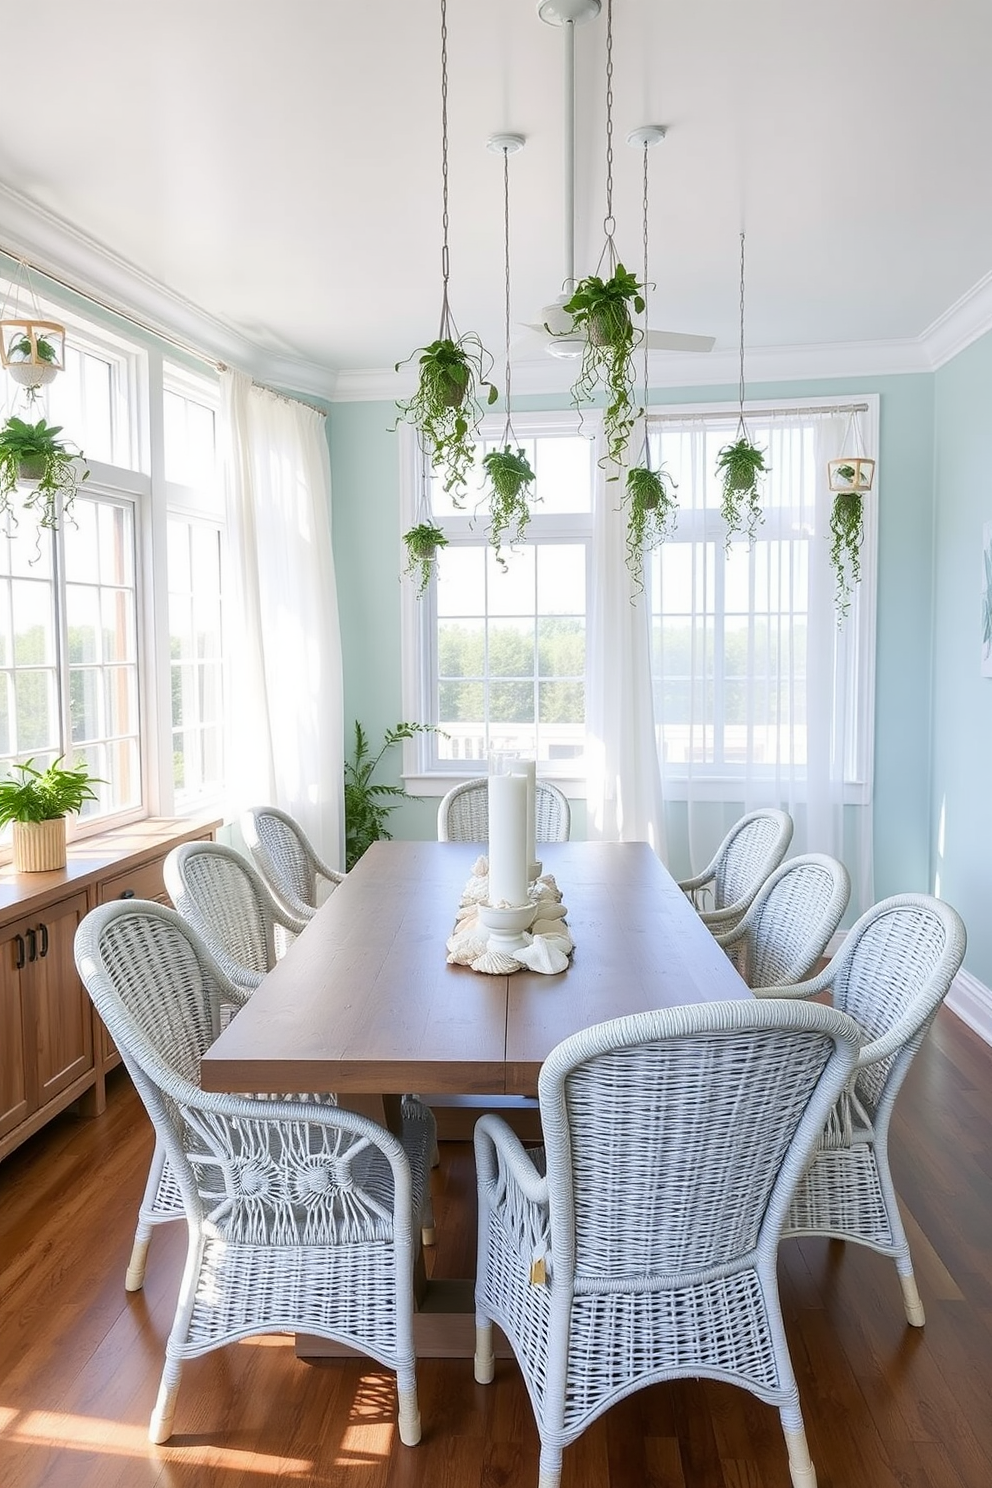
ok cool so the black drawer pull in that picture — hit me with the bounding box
[25,927,37,962]
[120,889,136,899]
[39,922,49,958]
[14,933,25,969]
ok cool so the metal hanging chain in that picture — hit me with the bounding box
[501,145,513,443]
[641,141,650,413]
[737,230,747,435]
[438,0,453,338]
[595,0,618,277]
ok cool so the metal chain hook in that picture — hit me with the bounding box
[603,0,615,257]
[737,231,747,434]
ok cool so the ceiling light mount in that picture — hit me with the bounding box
[537,0,601,26]
[486,134,526,155]
[627,125,667,150]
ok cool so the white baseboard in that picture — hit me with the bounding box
[945,968,992,1047]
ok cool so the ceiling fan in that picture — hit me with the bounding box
[520,0,715,361]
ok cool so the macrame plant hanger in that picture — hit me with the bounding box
[0,257,66,405]
[482,133,533,569]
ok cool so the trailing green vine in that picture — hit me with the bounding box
[394,335,497,501]
[402,521,448,599]
[560,265,644,471]
[715,436,767,545]
[624,463,677,593]
[829,491,864,620]
[483,445,535,566]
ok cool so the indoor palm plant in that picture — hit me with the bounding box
[402,520,448,598]
[344,721,439,870]
[0,415,89,532]
[560,264,644,470]
[0,755,101,871]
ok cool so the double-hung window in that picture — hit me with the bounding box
[401,413,593,787]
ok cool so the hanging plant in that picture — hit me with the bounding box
[392,0,498,503]
[0,416,89,534]
[562,264,644,470]
[715,435,767,544]
[625,462,677,593]
[402,520,448,599]
[394,335,497,501]
[483,445,535,565]
[829,490,864,620]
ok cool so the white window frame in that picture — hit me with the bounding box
[399,411,596,795]
[645,393,879,805]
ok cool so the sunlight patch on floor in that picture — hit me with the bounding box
[0,1408,311,1473]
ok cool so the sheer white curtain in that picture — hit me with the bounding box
[221,370,344,868]
[650,406,876,914]
[587,453,666,854]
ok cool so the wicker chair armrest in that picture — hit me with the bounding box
[698,897,751,928]
[677,868,715,895]
[752,981,821,1000]
[712,918,748,949]
[474,1114,549,1207]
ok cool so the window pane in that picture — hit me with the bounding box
[168,516,225,806]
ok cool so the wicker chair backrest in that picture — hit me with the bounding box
[437,778,570,843]
[537,998,860,1282]
[164,842,276,983]
[826,894,966,1107]
[243,807,318,913]
[713,810,793,910]
[740,853,850,987]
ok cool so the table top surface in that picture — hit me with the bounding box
[200,839,751,1098]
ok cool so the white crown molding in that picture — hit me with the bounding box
[3,177,991,404]
[0,181,339,401]
[945,967,992,1048]
[918,267,992,371]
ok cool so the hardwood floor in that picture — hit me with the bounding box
[1,1006,990,1488]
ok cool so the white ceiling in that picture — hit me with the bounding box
[1,0,990,396]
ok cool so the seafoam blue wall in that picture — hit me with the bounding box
[932,330,992,987]
[328,372,937,897]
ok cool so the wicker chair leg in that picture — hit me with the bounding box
[899,1270,926,1327]
[125,1235,151,1293]
[421,1195,436,1248]
[148,1361,182,1444]
[783,1426,817,1488]
[395,1374,422,1446]
[537,1445,563,1488]
[474,1321,495,1384]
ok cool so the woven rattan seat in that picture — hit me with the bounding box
[678,808,793,932]
[437,778,571,843]
[758,892,966,1325]
[241,805,345,922]
[714,852,851,989]
[75,901,434,1447]
[473,998,862,1488]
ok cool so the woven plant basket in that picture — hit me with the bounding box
[13,817,67,872]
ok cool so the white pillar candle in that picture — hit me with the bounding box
[513,760,537,868]
[488,772,529,907]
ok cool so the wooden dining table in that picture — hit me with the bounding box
[200,838,751,1358]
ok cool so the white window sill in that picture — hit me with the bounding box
[403,773,588,800]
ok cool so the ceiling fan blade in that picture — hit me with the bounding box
[645,329,716,353]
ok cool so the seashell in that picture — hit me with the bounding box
[537,874,562,901]
[532,924,573,954]
[454,901,480,924]
[446,927,490,965]
[514,936,570,975]
[470,949,522,975]
[530,900,568,921]
[472,855,489,879]
[460,876,490,906]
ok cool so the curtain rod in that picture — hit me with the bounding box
[646,401,869,423]
[0,243,330,419]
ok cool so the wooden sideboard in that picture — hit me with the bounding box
[0,814,221,1163]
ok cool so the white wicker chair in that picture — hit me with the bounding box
[74,900,434,1447]
[714,852,851,989]
[164,840,306,991]
[678,808,793,932]
[473,998,862,1488]
[437,778,571,843]
[759,892,967,1326]
[241,805,345,922]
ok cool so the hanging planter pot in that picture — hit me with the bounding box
[0,318,66,394]
[624,460,677,593]
[828,456,875,493]
[562,264,644,470]
[402,521,448,599]
[483,444,536,566]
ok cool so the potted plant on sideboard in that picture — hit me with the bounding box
[0,756,102,872]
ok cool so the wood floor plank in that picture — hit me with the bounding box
[1,1008,991,1488]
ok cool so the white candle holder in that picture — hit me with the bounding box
[477,900,538,955]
